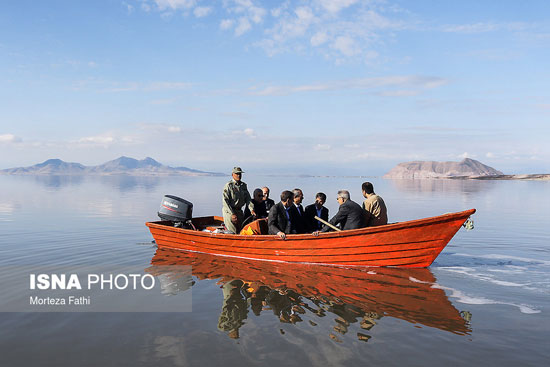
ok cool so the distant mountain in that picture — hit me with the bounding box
[88,156,165,174]
[383,158,504,179]
[1,159,87,175]
[0,157,224,176]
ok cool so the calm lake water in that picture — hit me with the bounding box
[0,175,549,366]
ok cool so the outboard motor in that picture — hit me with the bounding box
[158,195,194,229]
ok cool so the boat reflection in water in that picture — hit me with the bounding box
[147,248,471,342]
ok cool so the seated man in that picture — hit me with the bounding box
[361,182,388,226]
[319,190,365,232]
[268,190,298,239]
[304,192,328,232]
[262,186,276,213]
[244,188,269,220]
[292,188,308,234]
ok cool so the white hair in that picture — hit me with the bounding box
[337,190,350,200]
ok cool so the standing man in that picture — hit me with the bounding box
[361,182,388,226]
[262,186,275,213]
[222,167,254,234]
[318,190,365,233]
[304,192,329,232]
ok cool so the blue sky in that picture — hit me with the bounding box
[0,0,549,175]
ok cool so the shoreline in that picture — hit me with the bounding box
[384,174,550,181]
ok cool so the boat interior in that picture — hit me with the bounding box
[158,216,269,235]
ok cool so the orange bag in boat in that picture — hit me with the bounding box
[239,219,267,235]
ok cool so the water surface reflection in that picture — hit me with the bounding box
[387,178,496,194]
[148,248,471,343]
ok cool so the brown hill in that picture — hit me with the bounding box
[383,158,503,179]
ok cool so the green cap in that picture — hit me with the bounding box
[232,167,244,174]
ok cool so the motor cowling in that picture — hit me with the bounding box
[158,195,193,223]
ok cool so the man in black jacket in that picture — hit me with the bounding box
[244,188,268,219]
[268,190,299,239]
[319,190,365,233]
[304,192,329,232]
[262,186,276,213]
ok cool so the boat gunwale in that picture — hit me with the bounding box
[145,208,476,241]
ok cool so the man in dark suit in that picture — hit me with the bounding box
[262,186,275,213]
[268,190,297,239]
[292,188,308,234]
[304,192,329,232]
[319,190,365,232]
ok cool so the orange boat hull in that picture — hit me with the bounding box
[145,209,475,268]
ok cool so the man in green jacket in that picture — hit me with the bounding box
[222,167,255,234]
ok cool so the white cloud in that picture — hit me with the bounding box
[230,128,257,138]
[255,2,408,61]
[220,19,234,30]
[364,50,379,61]
[72,131,142,148]
[377,89,420,97]
[318,0,359,13]
[154,0,196,11]
[458,152,475,159]
[486,152,496,158]
[442,21,537,38]
[314,144,331,151]
[221,0,266,36]
[104,82,140,92]
[0,134,22,143]
[123,2,134,13]
[235,17,252,36]
[441,22,533,34]
[150,97,178,105]
[244,128,256,137]
[146,82,192,91]
[139,123,182,133]
[269,6,316,41]
[228,0,266,23]
[138,1,410,63]
[355,153,370,159]
[248,5,266,24]
[331,36,359,56]
[194,6,212,18]
[95,81,192,93]
[310,31,328,46]
[251,75,448,96]
[443,22,498,34]
[78,134,116,145]
[271,2,289,18]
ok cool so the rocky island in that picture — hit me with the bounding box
[384,158,549,180]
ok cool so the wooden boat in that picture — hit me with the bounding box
[145,208,475,268]
[147,248,471,335]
